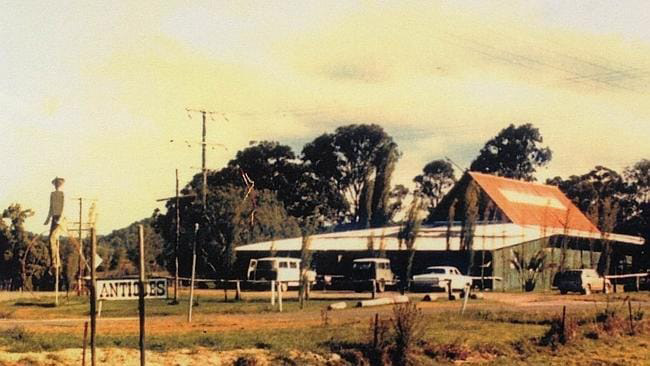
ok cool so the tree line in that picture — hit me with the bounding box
[2,122,648,289]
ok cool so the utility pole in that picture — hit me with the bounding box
[175,169,180,303]
[156,171,195,304]
[78,198,83,294]
[185,108,219,322]
[70,197,97,296]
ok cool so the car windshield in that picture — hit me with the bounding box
[353,262,373,270]
[256,261,275,270]
[563,271,582,280]
[425,268,446,274]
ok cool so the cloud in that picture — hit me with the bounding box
[4,1,650,234]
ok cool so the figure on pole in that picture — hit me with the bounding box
[44,177,65,259]
[45,177,65,305]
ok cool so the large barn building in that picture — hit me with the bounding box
[235,172,644,291]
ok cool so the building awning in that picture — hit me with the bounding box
[235,223,644,253]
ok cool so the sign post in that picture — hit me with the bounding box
[89,228,97,366]
[138,224,146,366]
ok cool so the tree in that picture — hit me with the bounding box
[206,141,302,210]
[205,141,346,230]
[622,160,650,270]
[470,123,552,181]
[302,124,400,227]
[0,204,49,291]
[548,164,649,272]
[386,184,409,222]
[99,218,165,274]
[547,166,629,228]
[398,197,423,294]
[153,185,300,279]
[413,159,455,213]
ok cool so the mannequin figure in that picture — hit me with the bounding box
[44,177,65,233]
[44,177,65,268]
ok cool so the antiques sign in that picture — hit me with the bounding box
[97,278,167,301]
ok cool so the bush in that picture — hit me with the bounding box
[540,314,579,347]
[391,302,425,366]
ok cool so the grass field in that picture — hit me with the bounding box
[1,290,649,365]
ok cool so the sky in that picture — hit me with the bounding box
[2,1,650,234]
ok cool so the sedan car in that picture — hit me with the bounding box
[411,266,472,292]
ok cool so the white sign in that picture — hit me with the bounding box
[499,189,566,210]
[97,278,167,301]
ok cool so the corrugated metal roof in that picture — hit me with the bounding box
[235,223,643,253]
[469,172,600,233]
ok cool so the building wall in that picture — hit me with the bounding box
[492,237,603,291]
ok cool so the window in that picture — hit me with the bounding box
[257,261,274,270]
[289,262,297,269]
[426,268,446,274]
[279,262,288,268]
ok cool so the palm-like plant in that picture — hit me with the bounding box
[510,249,547,292]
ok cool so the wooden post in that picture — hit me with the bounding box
[138,224,146,366]
[305,280,310,301]
[460,284,470,315]
[271,280,275,306]
[371,280,376,299]
[188,223,198,323]
[224,283,228,302]
[89,228,97,366]
[97,300,103,318]
[174,169,180,304]
[278,281,283,312]
[82,321,88,366]
[235,280,241,301]
[447,281,453,300]
[77,198,83,296]
[373,313,379,349]
[628,300,634,334]
[55,264,59,307]
[562,305,566,337]
[636,276,640,292]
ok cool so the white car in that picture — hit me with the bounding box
[411,266,472,292]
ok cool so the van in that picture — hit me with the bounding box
[351,258,396,292]
[247,257,315,290]
[555,269,611,295]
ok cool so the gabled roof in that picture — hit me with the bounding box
[469,172,600,233]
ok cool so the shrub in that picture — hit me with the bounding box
[540,315,579,347]
[391,302,426,366]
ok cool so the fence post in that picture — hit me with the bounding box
[235,280,241,301]
[271,280,276,306]
[82,321,88,366]
[371,280,376,299]
[373,313,379,349]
